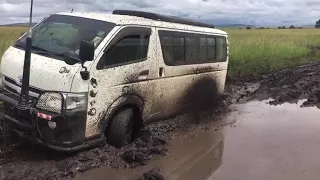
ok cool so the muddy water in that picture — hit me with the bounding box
[212,99,320,180]
[75,122,225,180]
[77,99,320,180]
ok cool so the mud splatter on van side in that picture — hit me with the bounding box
[180,76,224,124]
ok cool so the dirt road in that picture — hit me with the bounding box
[2,63,320,180]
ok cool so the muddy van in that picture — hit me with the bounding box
[0,10,229,151]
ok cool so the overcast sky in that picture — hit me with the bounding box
[1,0,320,26]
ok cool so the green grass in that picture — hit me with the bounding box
[224,28,320,78]
[1,26,320,79]
[0,26,27,59]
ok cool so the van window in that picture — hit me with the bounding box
[158,30,227,65]
[13,14,115,60]
[216,37,227,62]
[199,37,207,62]
[173,37,184,63]
[185,36,199,64]
[97,27,151,69]
[207,37,216,61]
[161,37,174,63]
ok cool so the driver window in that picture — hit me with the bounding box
[97,27,151,70]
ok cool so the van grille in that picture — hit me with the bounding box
[3,76,43,97]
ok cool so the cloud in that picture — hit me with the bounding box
[0,0,319,26]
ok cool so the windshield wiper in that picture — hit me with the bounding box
[31,45,64,58]
[13,41,26,49]
[13,42,64,58]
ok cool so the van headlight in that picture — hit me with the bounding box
[63,93,87,110]
[36,92,87,114]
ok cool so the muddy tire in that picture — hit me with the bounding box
[106,108,134,148]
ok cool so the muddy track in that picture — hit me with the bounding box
[2,62,320,180]
[226,62,320,107]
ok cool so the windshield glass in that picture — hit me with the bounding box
[13,14,115,59]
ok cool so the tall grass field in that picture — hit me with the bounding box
[224,28,320,78]
[0,26,320,78]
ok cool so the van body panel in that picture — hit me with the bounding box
[85,25,159,138]
[0,46,81,96]
[148,28,228,120]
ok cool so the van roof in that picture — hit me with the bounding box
[56,11,227,35]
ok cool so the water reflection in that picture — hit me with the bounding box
[212,99,320,180]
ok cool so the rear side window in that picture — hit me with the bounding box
[207,37,216,61]
[216,37,227,62]
[97,27,151,69]
[173,37,184,63]
[185,36,199,64]
[158,30,227,66]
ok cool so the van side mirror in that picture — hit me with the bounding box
[64,51,80,65]
[79,40,94,62]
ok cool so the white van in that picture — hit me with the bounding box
[0,10,229,151]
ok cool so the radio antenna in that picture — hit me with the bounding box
[19,0,33,104]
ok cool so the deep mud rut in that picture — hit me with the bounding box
[2,62,320,180]
[225,62,320,108]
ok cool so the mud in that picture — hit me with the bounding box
[226,63,320,108]
[137,168,164,180]
[0,102,231,180]
[0,126,166,179]
[75,116,227,180]
[76,98,320,180]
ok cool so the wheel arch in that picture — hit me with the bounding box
[99,93,145,136]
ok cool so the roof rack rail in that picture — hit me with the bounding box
[112,10,215,28]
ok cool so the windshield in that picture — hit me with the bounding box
[13,14,115,60]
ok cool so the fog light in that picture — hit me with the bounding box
[48,121,56,129]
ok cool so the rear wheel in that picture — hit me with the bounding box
[106,108,135,148]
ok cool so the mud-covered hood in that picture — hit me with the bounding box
[0,46,82,97]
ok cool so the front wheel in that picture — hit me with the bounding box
[106,108,134,148]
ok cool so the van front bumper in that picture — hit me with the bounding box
[0,90,105,152]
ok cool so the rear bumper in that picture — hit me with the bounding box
[0,89,104,152]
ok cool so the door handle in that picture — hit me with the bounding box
[138,70,149,80]
[159,67,165,77]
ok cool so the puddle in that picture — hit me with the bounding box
[212,99,320,180]
[77,99,320,180]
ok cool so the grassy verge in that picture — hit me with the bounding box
[224,28,320,78]
[0,27,320,79]
[0,26,27,59]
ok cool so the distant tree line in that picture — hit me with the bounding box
[277,25,301,29]
[240,25,302,30]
